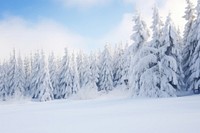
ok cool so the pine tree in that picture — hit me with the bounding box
[0,63,8,101]
[187,0,200,93]
[14,54,25,98]
[151,5,163,48]
[90,52,99,89]
[129,13,150,96]
[159,13,183,96]
[48,53,59,98]
[182,0,196,91]
[30,51,40,97]
[77,54,98,99]
[7,50,18,98]
[76,51,84,88]
[32,51,53,101]
[121,43,130,87]
[24,56,31,97]
[130,12,150,53]
[132,46,160,97]
[82,55,92,88]
[183,0,195,45]
[58,48,72,99]
[113,43,125,87]
[71,52,80,94]
[130,8,162,97]
[99,45,113,93]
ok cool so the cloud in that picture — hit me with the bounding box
[0,0,197,60]
[55,0,111,9]
[123,0,156,24]
[123,0,197,34]
[99,13,133,46]
[0,14,133,60]
[0,16,87,59]
[97,0,198,49]
[159,0,197,32]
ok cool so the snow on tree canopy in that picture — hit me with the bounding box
[31,51,53,102]
[159,13,183,96]
[185,0,200,92]
[129,13,151,96]
[48,53,59,98]
[99,45,113,93]
[58,48,73,99]
[70,52,80,95]
[151,5,163,48]
[1,1,200,101]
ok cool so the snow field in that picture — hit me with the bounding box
[0,95,200,133]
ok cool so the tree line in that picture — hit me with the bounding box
[0,0,199,101]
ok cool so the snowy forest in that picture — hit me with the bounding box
[0,0,199,102]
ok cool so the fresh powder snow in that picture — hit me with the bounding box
[0,94,200,133]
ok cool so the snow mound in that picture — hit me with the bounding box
[72,85,130,100]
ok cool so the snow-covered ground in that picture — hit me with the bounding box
[0,95,200,133]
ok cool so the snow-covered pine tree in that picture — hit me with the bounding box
[159,13,183,97]
[24,56,31,97]
[182,0,196,91]
[128,12,150,96]
[58,48,72,99]
[13,54,25,98]
[7,50,18,98]
[71,52,80,95]
[130,7,163,97]
[183,0,195,45]
[76,51,84,88]
[151,5,163,48]
[32,51,53,101]
[81,55,91,88]
[96,49,102,88]
[132,46,160,97]
[0,64,4,100]
[99,45,113,93]
[90,52,99,89]
[78,54,98,99]
[130,12,150,54]
[48,52,59,98]
[0,63,8,101]
[30,51,40,97]
[187,0,200,93]
[121,42,130,87]
[113,43,125,87]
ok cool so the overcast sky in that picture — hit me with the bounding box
[0,0,197,59]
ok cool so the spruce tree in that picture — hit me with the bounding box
[14,54,25,98]
[99,45,113,93]
[182,0,196,91]
[58,48,72,99]
[159,14,183,97]
[48,53,59,98]
[151,5,163,48]
[187,0,200,93]
[113,43,125,87]
[0,63,8,101]
[90,52,99,89]
[128,13,150,96]
[132,7,163,97]
[71,52,80,94]
[76,51,84,88]
[32,51,53,101]
[7,50,18,98]
[24,56,31,97]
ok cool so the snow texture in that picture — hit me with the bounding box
[0,95,200,133]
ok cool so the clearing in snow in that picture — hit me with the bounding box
[0,95,200,133]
